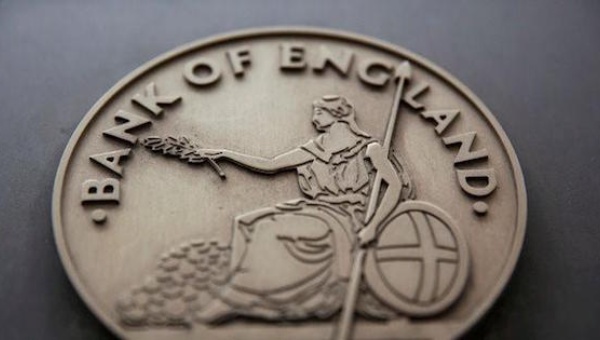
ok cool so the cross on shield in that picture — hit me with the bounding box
[364,201,469,316]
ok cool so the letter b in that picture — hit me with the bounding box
[81,178,120,204]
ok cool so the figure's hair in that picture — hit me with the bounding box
[312,95,369,137]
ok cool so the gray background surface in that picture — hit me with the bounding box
[0,1,599,339]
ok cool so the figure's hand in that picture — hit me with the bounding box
[195,149,225,160]
[358,226,377,247]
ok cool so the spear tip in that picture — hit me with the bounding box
[394,61,412,80]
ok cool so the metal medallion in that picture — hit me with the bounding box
[53,28,527,340]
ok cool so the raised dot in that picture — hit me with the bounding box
[473,201,489,215]
[91,209,107,224]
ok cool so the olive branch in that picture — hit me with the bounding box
[140,136,226,178]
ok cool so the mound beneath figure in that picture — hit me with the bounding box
[116,239,232,327]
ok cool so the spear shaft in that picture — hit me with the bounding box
[365,62,410,224]
[335,61,412,340]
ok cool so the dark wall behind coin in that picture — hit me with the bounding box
[0,1,598,339]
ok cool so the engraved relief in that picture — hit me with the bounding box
[117,85,470,338]
[53,29,527,340]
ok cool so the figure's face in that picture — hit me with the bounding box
[312,107,336,131]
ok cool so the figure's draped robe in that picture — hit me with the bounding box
[115,131,414,327]
[216,134,400,320]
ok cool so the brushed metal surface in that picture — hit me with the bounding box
[0,1,599,339]
[52,28,524,339]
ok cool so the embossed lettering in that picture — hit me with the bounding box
[226,46,251,76]
[81,178,120,204]
[184,58,221,86]
[358,58,393,87]
[443,132,489,164]
[404,82,429,110]
[89,149,131,177]
[421,109,460,135]
[132,82,181,116]
[103,110,151,145]
[280,43,306,70]
[457,168,497,197]
[313,45,354,76]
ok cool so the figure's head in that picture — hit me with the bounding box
[312,95,369,136]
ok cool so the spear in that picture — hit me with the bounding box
[335,61,412,340]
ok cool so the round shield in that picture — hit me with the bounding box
[364,201,469,317]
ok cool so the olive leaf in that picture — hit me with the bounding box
[141,136,226,178]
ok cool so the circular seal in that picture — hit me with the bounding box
[53,28,527,340]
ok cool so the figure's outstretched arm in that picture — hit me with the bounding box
[359,143,403,244]
[202,147,314,174]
